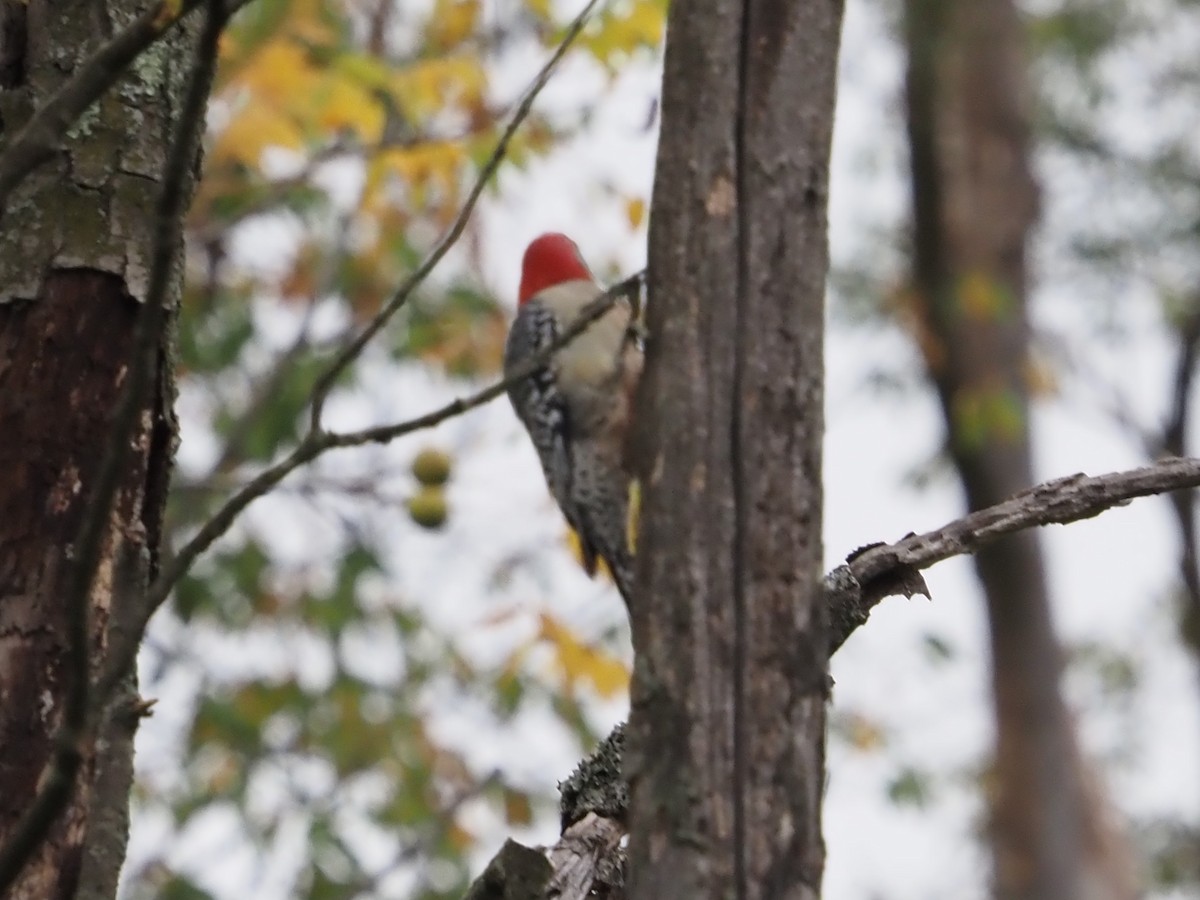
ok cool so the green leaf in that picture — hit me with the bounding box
[887,766,932,809]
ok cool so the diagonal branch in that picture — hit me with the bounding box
[93,271,643,704]
[0,1,227,892]
[1158,303,1200,701]
[0,0,256,213]
[91,0,614,724]
[461,455,1200,900]
[827,457,1200,653]
[306,0,606,431]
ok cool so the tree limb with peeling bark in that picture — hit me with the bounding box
[461,456,1200,899]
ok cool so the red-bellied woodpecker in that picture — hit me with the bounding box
[504,233,642,606]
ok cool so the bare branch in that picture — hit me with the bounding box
[94,0,612,704]
[0,4,225,889]
[306,0,606,431]
[1161,305,1200,681]
[0,0,255,212]
[828,457,1200,652]
[94,271,642,704]
[456,456,1200,899]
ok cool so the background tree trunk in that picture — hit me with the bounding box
[902,1,1135,897]
[0,3,200,896]
[625,0,843,897]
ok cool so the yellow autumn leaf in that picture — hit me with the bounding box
[365,141,467,207]
[285,0,341,47]
[311,76,383,141]
[215,0,340,86]
[235,41,321,110]
[538,614,629,699]
[210,99,305,166]
[391,56,486,122]
[583,0,667,61]
[623,0,667,45]
[625,196,646,230]
[429,0,481,49]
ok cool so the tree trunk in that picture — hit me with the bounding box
[902,1,1135,898]
[625,0,842,897]
[0,3,198,896]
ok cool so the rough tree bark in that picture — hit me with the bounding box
[624,0,843,897]
[0,3,201,897]
[902,1,1136,898]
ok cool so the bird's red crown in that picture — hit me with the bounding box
[518,233,592,305]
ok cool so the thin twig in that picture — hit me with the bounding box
[0,0,256,213]
[1161,304,1200,681]
[95,0,611,693]
[468,453,1200,892]
[306,0,606,431]
[0,5,226,890]
[96,0,610,698]
[94,271,641,704]
[827,457,1200,652]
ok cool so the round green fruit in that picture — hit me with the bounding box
[411,447,452,486]
[407,486,448,529]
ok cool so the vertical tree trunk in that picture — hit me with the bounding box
[902,2,1135,898]
[625,1,842,897]
[0,3,198,896]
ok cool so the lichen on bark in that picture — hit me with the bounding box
[0,0,198,305]
[0,2,201,896]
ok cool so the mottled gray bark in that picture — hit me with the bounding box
[0,1,200,895]
[624,0,842,897]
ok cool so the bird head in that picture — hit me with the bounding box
[518,233,593,304]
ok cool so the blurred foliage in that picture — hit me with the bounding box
[132,0,1200,894]
[132,0,661,896]
[821,0,1200,894]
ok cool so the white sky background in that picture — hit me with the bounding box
[124,0,1200,897]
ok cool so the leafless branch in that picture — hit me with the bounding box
[1161,305,1200,676]
[0,0,256,213]
[827,456,1200,652]
[94,0,610,702]
[0,5,226,890]
[94,271,642,704]
[460,456,1200,900]
[306,0,606,431]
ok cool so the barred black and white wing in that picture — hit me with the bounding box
[503,280,641,607]
[503,300,592,564]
